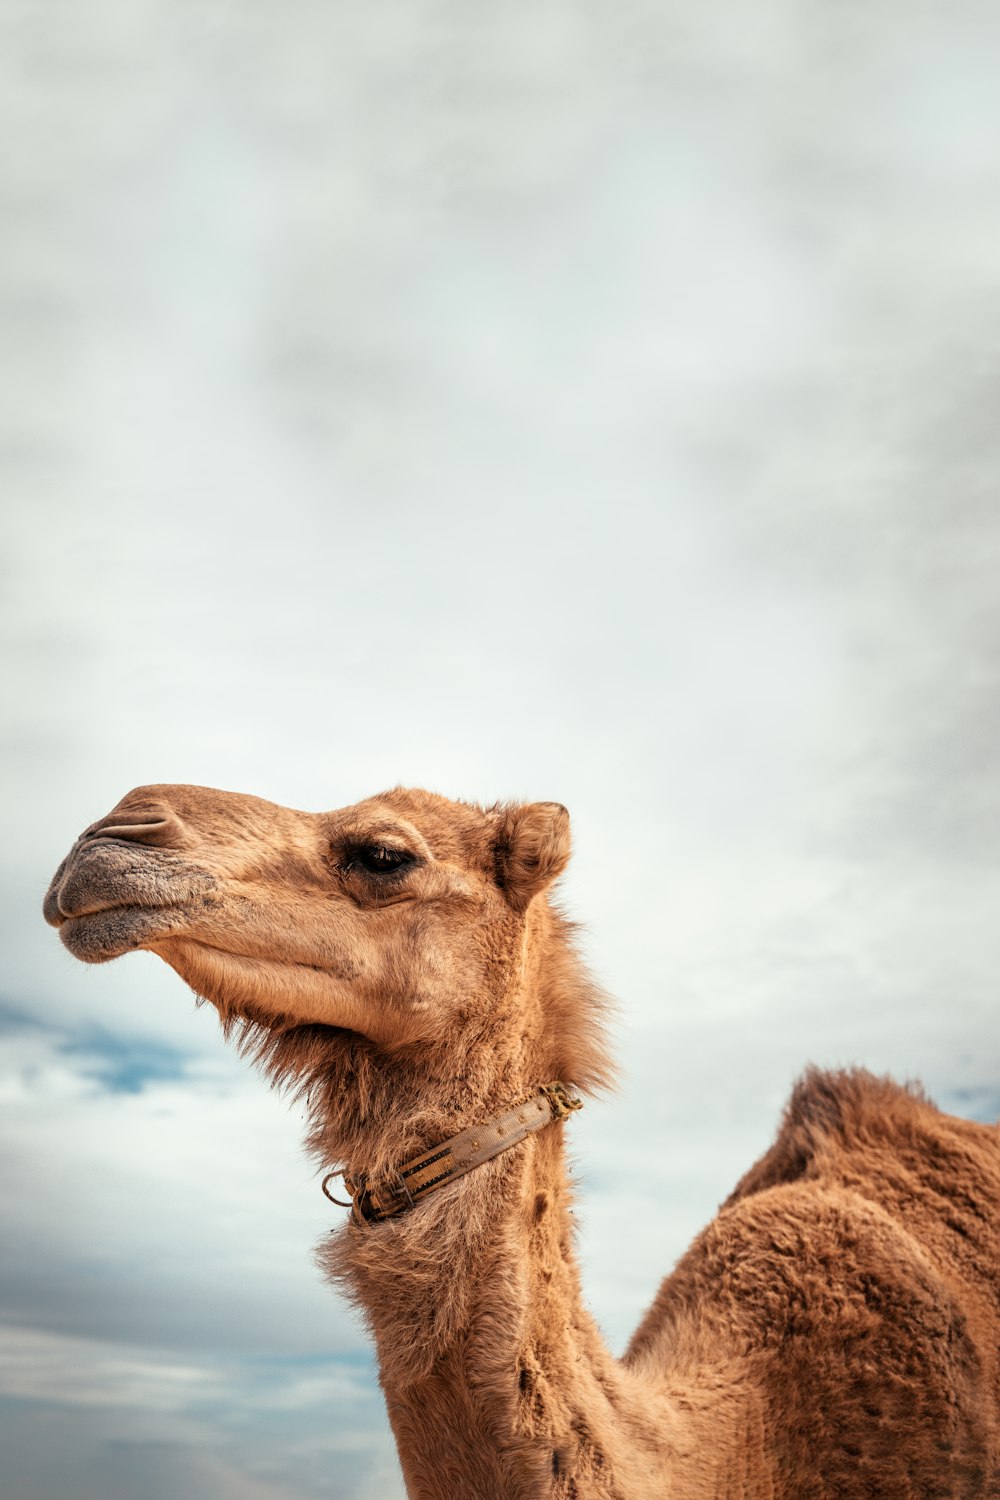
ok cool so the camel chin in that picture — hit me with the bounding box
[149,937,376,1036]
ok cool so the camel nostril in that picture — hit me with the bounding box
[84,804,186,849]
[96,820,173,845]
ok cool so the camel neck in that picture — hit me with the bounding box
[322,1115,683,1500]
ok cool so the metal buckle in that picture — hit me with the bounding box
[394,1171,416,1211]
[321,1169,356,1208]
[541,1080,583,1121]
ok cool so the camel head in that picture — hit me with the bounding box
[43,785,607,1098]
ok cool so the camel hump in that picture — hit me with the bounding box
[723,1066,938,1208]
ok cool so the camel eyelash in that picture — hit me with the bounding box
[341,844,420,878]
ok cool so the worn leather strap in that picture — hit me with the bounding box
[322,1081,582,1226]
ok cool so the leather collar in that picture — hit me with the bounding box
[322,1081,583,1225]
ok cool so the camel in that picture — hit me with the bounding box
[44,783,1000,1499]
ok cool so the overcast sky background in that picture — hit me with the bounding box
[3,3,1000,1497]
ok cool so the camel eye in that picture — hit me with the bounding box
[349,845,416,877]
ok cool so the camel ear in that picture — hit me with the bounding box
[494,802,571,912]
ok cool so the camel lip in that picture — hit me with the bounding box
[52,893,178,924]
[44,841,218,930]
[58,903,186,963]
[45,878,188,926]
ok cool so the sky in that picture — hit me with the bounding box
[3,2,1000,1497]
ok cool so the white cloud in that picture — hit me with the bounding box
[0,1326,373,1415]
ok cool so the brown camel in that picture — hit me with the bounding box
[44,783,1000,1499]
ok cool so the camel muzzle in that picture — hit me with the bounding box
[43,806,215,963]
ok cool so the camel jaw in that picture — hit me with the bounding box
[43,837,217,963]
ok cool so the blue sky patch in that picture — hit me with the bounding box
[58,1028,191,1094]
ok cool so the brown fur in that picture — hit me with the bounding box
[44,784,1000,1498]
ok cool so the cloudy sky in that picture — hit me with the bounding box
[3,2,1000,1496]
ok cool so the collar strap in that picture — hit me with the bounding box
[322,1081,583,1226]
